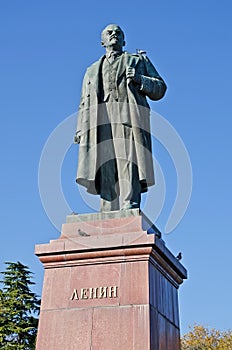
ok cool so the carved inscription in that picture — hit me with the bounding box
[70,286,118,300]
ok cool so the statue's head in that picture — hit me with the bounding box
[101,24,125,51]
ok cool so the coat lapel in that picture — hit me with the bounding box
[88,56,105,97]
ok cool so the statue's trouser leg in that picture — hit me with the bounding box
[100,197,119,211]
[98,157,120,212]
[99,163,140,211]
[117,160,141,209]
[111,122,141,209]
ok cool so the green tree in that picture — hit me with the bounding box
[0,261,40,350]
[181,324,232,350]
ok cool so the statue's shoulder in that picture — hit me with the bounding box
[123,51,147,64]
[125,51,152,61]
[123,51,138,55]
[122,51,148,70]
[124,51,141,58]
[86,56,105,73]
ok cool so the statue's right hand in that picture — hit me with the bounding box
[74,132,81,144]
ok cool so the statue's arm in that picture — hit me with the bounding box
[139,55,167,101]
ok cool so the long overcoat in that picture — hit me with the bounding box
[76,52,166,195]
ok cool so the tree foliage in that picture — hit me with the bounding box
[0,261,40,350]
[181,324,232,350]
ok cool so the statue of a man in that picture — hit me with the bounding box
[75,24,166,211]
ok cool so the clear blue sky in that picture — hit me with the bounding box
[1,0,231,335]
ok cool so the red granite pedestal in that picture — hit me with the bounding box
[35,209,187,350]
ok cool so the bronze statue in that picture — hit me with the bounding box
[75,24,166,211]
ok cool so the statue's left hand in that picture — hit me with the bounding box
[126,67,141,85]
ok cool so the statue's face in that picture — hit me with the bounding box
[101,24,125,50]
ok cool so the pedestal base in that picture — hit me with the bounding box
[35,210,187,350]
